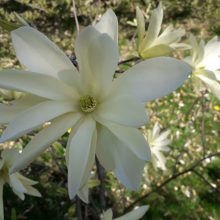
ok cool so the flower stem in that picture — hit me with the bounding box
[95,157,106,211]
[76,196,83,220]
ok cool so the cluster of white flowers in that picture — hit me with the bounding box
[0,2,218,219]
[0,149,40,220]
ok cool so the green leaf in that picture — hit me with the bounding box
[88,179,100,188]
[0,19,21,31]
[10,208,17,220]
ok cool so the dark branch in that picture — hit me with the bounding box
[124,152,220,213]
[95,157,106,211]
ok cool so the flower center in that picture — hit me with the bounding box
[79,95,97,113]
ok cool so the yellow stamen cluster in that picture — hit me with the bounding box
[79,95,97,113]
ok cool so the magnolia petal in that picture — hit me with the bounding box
[95,95,147,128]
[15,173,38,186]
[136,7,145,43]
[25,185,41,197]
[113,139,146,190]
[98,121,151,161]
[152,151,167,170]
[11,26,78,79]
[12,189,25,200]
[113,57,191,102]
[140,44,173,59]
[94,9,118,43]
[97,124,145,190]
[197,74,220,99]
[0,180,4,220]
[10,113,82,173]
[75,26,118,98]
[96,125,116,171]
[0,70,79,100]
[77,184,89,204]
[156,25,185,45]
[1,149,19,166]
[102,209,113,220]
[214,70,220,81]
[0,95,45,124]
[77,128,97,203]
[145,2,163,48]
[9,174,26,194]
[68,117,96,200]
[115,205,149,220]
[1,100,76,142]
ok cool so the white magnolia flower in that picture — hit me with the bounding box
[136,3,188,59]
[101,206,149,220]
[144,123,171,171]
[0,149,41,220]
[184,34,220,99]
[94,9,118,43]
[0,9,191,201]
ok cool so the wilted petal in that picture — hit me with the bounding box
[68,117,96,199]
[12,26,78,80]
[0,70,79,100]
[10,113,82,173]
[113,57,191,102]
[95,95,147,127]
[75,26,118,98]
[115,205,149,220]
[94,9,118,43]
[1,100,76,142]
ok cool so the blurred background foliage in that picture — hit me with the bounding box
[0,0,220,219]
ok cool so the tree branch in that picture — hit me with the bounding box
[95,157,106,211]
[124,152,220,213]
[118,57,140,65]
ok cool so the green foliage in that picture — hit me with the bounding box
[0,0,220,219]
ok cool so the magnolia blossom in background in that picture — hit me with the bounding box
[0,9,191,202]
[136,3,188,59]
[144,123,171,171]
[0,149,41,220]
[101,205,149,220]
[184,34,220,99]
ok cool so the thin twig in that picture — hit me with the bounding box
[201,91,207,156]
[123,152,220,213]
[192,170,220,192]
[72,0,80,34]
[118,57,140,65]
[95,157,106,211]
[76,196,83,220]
